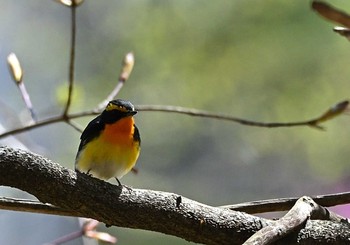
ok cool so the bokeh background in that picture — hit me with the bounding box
[1,0,350,244]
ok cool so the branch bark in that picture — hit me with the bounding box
[0,146,350,244]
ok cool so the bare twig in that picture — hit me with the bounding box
[96,52,135,111]
[7,53,37,122]
[0,100,348,139]
[137,104,316,128]
[220,191,350,214]
[66,119,83,133]
[137,100,349,129]
[44,218,116,245]
[83,219,117,244]
[44,230,83,245]
[17,83,36,121]
[0,196,76,217]
[0,110,96,139]
[62,1,77,117]
[312,1,350,28]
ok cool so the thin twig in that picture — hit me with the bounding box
[96,52,135,111]
[0,196,77,217]
[137,105,313,127]
[0,101,348,139]
[7,53,37,122]
[18,83,36,122]
[312,1,350,28]
[137,100,349,129]
[66,119,83,133]
[0,110,97,139]
[62,2,77,117]
[96,81,125,111]
[220,191,350,214]
[44,230,83,245]
[45,218,117,245]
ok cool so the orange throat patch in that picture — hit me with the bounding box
[102,116,135,144]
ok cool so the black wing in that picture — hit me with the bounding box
[133,124,141,145]
[77,115,105,152]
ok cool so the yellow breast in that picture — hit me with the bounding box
[76,117,140,180]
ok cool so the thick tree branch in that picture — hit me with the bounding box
[0,146,350,244]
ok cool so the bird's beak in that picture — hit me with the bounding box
[128,111,137,116]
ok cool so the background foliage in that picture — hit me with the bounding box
[1,1,350,244]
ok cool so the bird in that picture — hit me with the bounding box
[75,99,140,185]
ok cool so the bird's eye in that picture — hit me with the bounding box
[118,105,128,112]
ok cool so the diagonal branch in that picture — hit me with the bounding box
[0,146,350,244]
[96,52,135,111]
[244,197,312,244]
[0,110,96,139]
[312,1,350,28]
[244,196,349,244]
[244,197,319,244]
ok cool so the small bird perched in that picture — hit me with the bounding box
[75,99,140,185]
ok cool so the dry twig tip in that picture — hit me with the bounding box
[7,53,23,84]
[57,0,84,7]
[119,52,135,82]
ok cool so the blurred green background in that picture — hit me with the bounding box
[1,0,350,244]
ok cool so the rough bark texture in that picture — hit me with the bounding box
[0,146,350,244]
